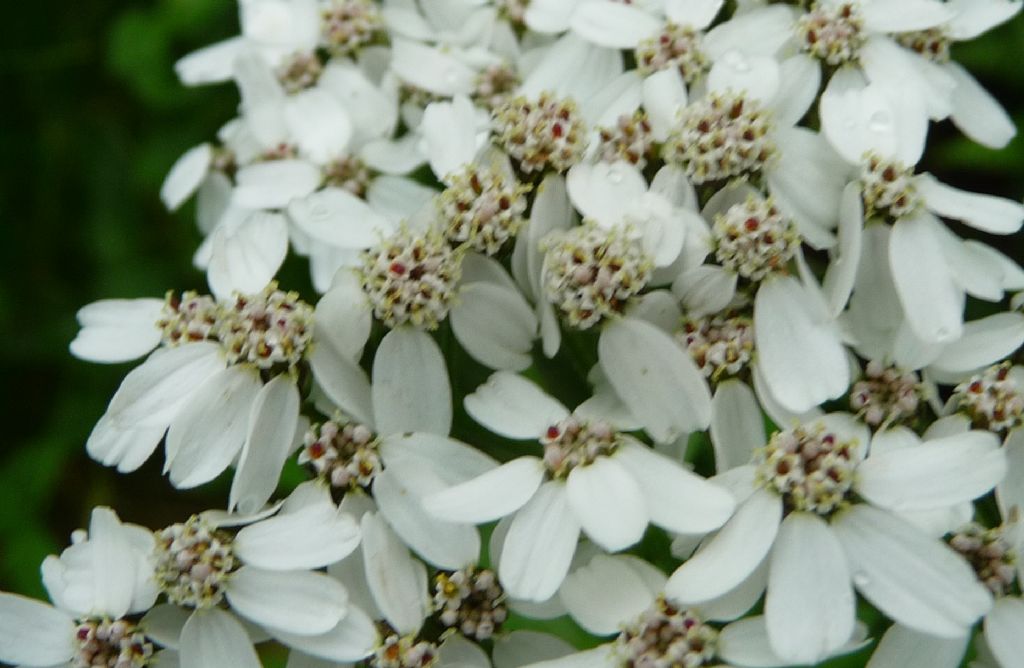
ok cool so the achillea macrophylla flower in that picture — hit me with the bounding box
[670,184,851,415]
[644,50,848,250]
[666,413,1004,665]
[515,552,869,668]
[422,371,735,601]
[0,508,161,667]
[819,80,1024,344]
[141,488,373,666]
[73,284,315,513]
[894,0,1022,149]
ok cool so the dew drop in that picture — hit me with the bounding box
[867,111,892,133]
[852,571,871,587]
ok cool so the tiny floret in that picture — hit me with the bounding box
[713,196,799,282]
[755,423,858,515]
[850,361,922,429]
[541,415,622,478]
[636,22,709,82]
[678,313,755,382]
[438,164,530,255]
[897,28,951,63]
[797,2,866,66]
[493,92,587,174]
[153,516,236,609]
[433,567,507,641]
[950,522,1019,597]
[860,154,921,221]
[952,363,1024,433]
[300,418,382,488]
[74,619,154,668]
[320,0,384,55]
[614,597,718,667]
[598,112,656,169]
[373,633,439,668]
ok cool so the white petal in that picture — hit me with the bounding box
[492,631,577,668]
[945,61,1016,149]
[85,416,164,473]
[106,342,225,427]
[866,624,967,668]
[207,211,290,300]
[708,51,780,103]
[717,616,789,668]
[378,432,498,487]
[642,68,688,143]
[665,0,722,27]
[823,183,865,316]
[464,372,569,439]
[270,606,377,663]
[360,513,429,636]
[765,513,854,664]
[614,441,736,534]
[832,504,992,637]
[856,431,1005,511]
[437,635,491,668]
[70,299,163,364]
[665,489,782,604]
[699,557,769,623]
[0,594,75,666]
[309,337,375,426]
[500,481,580,601]
[229,375,300,514]
[985,597,1024,668]
[451,283,538,371]
[566,457,647,551]
[919,173,1024,235]
[997,427,1024,519]
[225,567,347,636]
[861,0,954,32]
[525,0,581,32]
[421,96,480,180]
[710,380,765,472]
[566,161,646,228]
[771,54,821,127]
[372,328,452,436]
[569,1,660,49]
[161,143,212,210]
[390,38,475,96]
[232,160,322,210]
[174,37,245,85]
[625,290,683,333]
[288,188,392,250]
[672,265,737,317]
[599,317,712,442]
[424,457,546,524]
[234,501,360,570]
[890,214,963,344]
[140,604,190,650]
[754,276,850,413]
[372,464,480,569]
[180,609,261,668]
[283,90,352,164]
[559,554,656,635]
[167,366,262,488]
[702,5,796,59]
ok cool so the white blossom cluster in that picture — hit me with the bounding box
[5,0,1024,667]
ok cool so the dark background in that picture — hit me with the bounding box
[0,2,1022,664]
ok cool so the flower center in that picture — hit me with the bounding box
[324,155,373,198]
[897,28,951,63]
[598,111,655,169]
[217,285,314,370]
[373,634,439,668]
[860,153,921,221]
[473,62,521,112]
[952,363,1024,434]
[74,619,154,668]
[950,523,1018,597]
[755,424,858,516]
[614,597,718,668]
[276,52,323,94]
[300,418,382,489]
[797,2,865,66]
[678,314,755,382]
[259,142,300,162]
[437,164,531,255]
[636,22,709,83]
[541,415,621,478]
[850,361,921,429]
[320,0,384,56]
[665,93,776,185]
[360,229,462,330]
[433,567,507,641]
[153,516,236,609]
[493,92,587,174]
[158,285,314,371]
[541,224,653,330]
[713,196,799,282]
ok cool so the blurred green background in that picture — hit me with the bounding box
[1,1,1024,665]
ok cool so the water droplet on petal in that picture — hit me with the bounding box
[868,110,892,133]
[852,571,871,588]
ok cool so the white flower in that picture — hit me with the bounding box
[0,508,160,667]
[76,285,315,513]
[666,413,1003,664]
[422,371,735,601]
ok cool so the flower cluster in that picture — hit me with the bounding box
[8,2,1024,668]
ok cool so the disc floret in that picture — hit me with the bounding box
[438,164,530,255]
[678,314,755,382]
[598,112,655,168]
[320,0,383,55]
[542,224,653,330]
[665,92,775,185]
[951,363,1024,433]
[217,284,314,370]
[299,418,382,489]
[755,424,859,515]
[860,154,921,221]
[635,22,709,82]
[433,567,507,641]
[373,633,439,668]
[897,28,951,63]
[73,619,154,668]
[360,228,462,330]
[276,52,323,93]
[158,291,219,347]
[614,597,718,668]
[950,523,1018,597]
[153,516,236,609]
[541,415,622,478]
[797,2,866,66]
[713,196,799,282]
[850,361,922,429]
[493,92,587,174]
